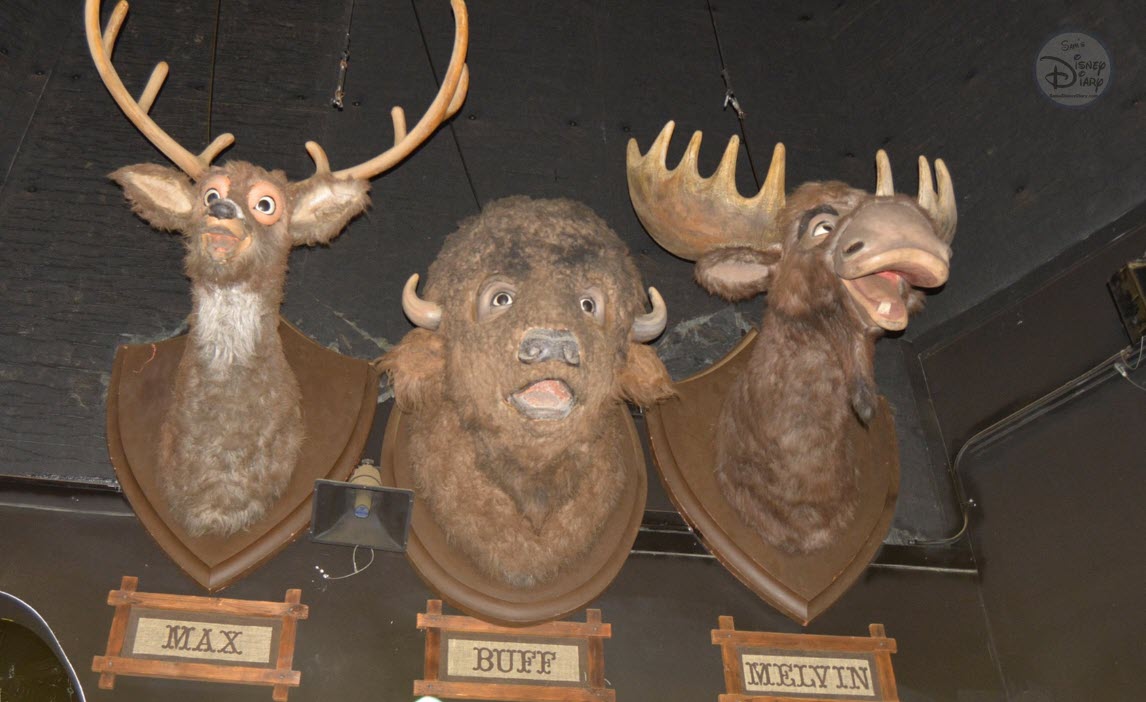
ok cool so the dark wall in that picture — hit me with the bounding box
[3,0,1144,484]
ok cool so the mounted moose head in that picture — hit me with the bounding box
[628,121,956,553]
[381,197,673,587]
[87,0,469,537]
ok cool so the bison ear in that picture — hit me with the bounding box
[377,328,445,412]
[288,175,371,246]
[694,244,782,301]
[616,343,675,408]
[109,164,196,232]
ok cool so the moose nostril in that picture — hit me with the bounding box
[844,241,865,256]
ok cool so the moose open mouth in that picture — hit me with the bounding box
[509,379,575,420]
[842,252,948,331]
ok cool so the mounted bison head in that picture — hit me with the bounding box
[628,122,956,552]
[381,196,672,585]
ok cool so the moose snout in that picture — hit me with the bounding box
[207,199,243,220]
[518,329,581,367]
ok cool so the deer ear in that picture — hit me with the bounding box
[109,164,196,232]
[694,244,783,301]
[288,175,371,246]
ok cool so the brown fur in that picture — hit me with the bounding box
[695,181,948,553]
[380,197,672,586]
[111,162,370,536]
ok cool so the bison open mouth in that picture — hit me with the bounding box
[509,379,575,420]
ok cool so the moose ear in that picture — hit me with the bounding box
[288,175,371,246]
[377,328,445,412]
[616,343,675,408]
[694,244,783,301]
[109,164,196,232]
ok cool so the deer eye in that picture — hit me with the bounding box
[492,291,513,307]
[255,196,276,215]
[204,189,221,206]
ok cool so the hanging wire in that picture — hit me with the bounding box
[315,544,375,581]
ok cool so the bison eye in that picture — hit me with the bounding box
[492,291,513,307]
[204,188,221,206]
[580,297,595,314]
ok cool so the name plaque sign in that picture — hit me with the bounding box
[92,576,307,701]
[415,599,613,701]
[712,617,898,702]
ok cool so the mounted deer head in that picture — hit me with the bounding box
[627,121,956,553]
[88,0,469,538]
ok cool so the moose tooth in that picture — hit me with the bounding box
[878,301,892,315]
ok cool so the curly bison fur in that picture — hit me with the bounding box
[381,196,673,586]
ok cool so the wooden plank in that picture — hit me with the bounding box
[585,609,605,690]
[107,590,309,619]
[273,589,304,702]
[423,599,442,682]
[95,575,137,689]
[711,629,896,653]
[91,656,300,687]
[417,612,611,638]
[716,616,745,697]
[414,679,614,702]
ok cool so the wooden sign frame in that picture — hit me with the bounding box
[415,599,614,701]
[712,617,898,702]
[92,576,307,701]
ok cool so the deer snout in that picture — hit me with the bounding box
[207,198,245,221]
[518,329,581,367]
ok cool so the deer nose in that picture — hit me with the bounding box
[518,329,580,367]
[207,199,242,220]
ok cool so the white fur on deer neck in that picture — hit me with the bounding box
[191,284,274,371]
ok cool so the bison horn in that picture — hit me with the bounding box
[631,286,667,342]
[401,273,442,330]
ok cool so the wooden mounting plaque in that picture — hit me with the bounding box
[414,599,614,702]
[106,318,379,591]
[712,617,899,702]
[644,330,899,625]
[92,576,308,701]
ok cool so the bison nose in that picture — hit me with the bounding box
[207,199,241,220]
[518,329,580,367]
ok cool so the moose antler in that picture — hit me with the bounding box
[626,121,786,261]
[87,0,469,183]
[308,0,470,181]
[86,0,234,179]
[875,150,957,244]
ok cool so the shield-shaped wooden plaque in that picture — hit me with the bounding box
[106,319,379,591]
[644,330,899,625]
[379,406,646,626]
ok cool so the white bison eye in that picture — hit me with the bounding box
[477,279,518,322]
[579,287,606,324]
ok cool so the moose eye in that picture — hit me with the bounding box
[204,188,221,206]
[255,196,276,215]
[811,221,834,238]
[492,291,513,307]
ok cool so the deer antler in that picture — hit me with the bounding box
[874,150,957,244]
[626,121,786,261]
[86,0,233,179]
[307,0,470,181]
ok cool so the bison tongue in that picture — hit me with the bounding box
[510,379,574,420]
